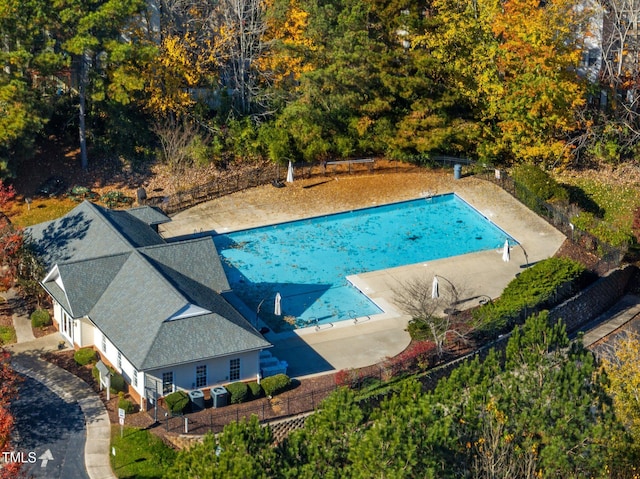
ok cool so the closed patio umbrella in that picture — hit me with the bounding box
[286,161,294,183]
[502,239,510,262]
[431,276,439,299]
[274,292,282,316]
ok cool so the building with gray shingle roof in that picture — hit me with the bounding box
[29,201,271,407]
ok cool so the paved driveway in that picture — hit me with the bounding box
[11,374,89,479]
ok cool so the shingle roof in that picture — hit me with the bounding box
[42,253,130,317]
[30,201,270,371]
[27,201,164,268]
[139,238,231,294]
[124,206,171,226]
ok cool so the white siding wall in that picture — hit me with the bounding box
[78,318,95,348]
[144,350,261,400]
[93,330,145,399]
[52,301,63,329]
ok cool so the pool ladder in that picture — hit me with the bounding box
[297,317,322,330]
[350,311,371,324]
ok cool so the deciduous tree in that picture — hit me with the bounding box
[486,0,586,166]
[0,349,22,478]
[392,274,464,355]
[599,331,640,442]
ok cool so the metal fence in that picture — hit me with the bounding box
[484,171,626,274]
[159,384,339,435]
[149,160,626,435]
[155,157,470,215]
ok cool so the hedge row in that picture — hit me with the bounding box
[224,376,290,404]
[261,374,291,397]
[165,390,189,414]
[473,257,586,336]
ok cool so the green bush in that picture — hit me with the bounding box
[248,381,264,399]
[110,372,126,393]
[165,390,189,414]
[261,374,291,397]
[510,164,569,204]
[406,319,431,341]
[118,397,136,414]
[30,309,51,328]
[92,365,100,382]
[226,382,250,404]
[74,347,97,366]
[473,257,586,336]
[91,365,126,393]
[0,325,16,345]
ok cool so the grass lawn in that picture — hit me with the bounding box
[110,426,177,479]
[558,170,640,246]
[0,325,16,345]
[8,197,78,228]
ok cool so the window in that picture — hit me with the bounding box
[196,365,207,388]
[117,352,122,370]
[229,358,240,382]
[133,369,138,388]
[101,334,107,353]
[162,372,174,395]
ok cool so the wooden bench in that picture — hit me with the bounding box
[324,158,375,174]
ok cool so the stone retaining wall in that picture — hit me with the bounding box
[549,264,638,332]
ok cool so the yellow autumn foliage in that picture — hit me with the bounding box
[600,332,640,442]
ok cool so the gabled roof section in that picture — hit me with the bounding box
[87,250,195,368]
[30,200,271,371]
[43,253,131,317]
[125,206,171,226]
[167,303,212,321]
[27,201,165,268]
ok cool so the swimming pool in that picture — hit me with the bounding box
[213,194,514,330]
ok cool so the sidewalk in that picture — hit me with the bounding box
[6,304,116,479]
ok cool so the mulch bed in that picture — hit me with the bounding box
[32,325,56,338]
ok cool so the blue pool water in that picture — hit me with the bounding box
[213,194,514,330]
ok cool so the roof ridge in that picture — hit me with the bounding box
[54,250,132,268]
[137,236,211,251]
[82,201,137,251]
[128,249,191,310]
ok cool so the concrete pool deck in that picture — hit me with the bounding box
[160,173,566,377]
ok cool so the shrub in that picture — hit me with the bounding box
[165,390,189,414]
[30,309,51,328]
[247,381,264,399]
[335,369,361,388]
[407,319,431,341]
[226,382,250,404]
[110,372,126,393]
[90,365,126,393]
[0,325,16,345]
[473,257,586,336]
[100,190,133,208]
[386,341,437,375]
[261,374,291,397]
[510,164,569,204]
[74,347,97,366]
[118,397,136,414]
